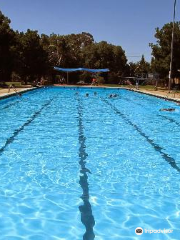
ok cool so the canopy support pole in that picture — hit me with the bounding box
[67,72,69,84]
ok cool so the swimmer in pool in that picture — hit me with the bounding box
[159,108,175,112]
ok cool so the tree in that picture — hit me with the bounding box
[65,32,94,67]
[46,32,94,68]
[125,62,139,77]
[135,55,150,78]
[0,11,15,81]
[17,30,48,83]
[150,22,180,79]
[82,41,127,83]
[83,41,113,69]
[0,8,128,85]
[47,32,94,83]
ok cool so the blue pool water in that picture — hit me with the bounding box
[0,87,180,240]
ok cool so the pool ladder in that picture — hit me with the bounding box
[8,85,21,97]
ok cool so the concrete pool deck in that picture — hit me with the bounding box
[0,87,36,99]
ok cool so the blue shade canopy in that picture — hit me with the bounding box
[54,67,109,73]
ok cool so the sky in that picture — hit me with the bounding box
[0,0,179,63]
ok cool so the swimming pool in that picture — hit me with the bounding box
[0,87,180,240]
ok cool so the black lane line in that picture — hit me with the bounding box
[77,97,95,240]
[120,95,144,108]
[159,114,180,127]
[122,97,180,126]
[102,98,180,173]
[121,95,180,127]
[2,100,20,110]
[0,99,53,155]
[119,96,180,126]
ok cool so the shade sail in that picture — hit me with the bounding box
[54,67,109,73]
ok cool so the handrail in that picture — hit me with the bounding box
[8,85,22,97]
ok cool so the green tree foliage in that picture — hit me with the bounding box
[47,34,68,67]
[125,56,150,78]
[82,41,126,70]
[82,41,127,83]
[66,32,94,67]
[47,32,94,68]
[150,22,180,78]
[47,32,94,83]
[135,55,150,78]
[0,11,15,81]
[16,30,48,83]
[124,62,138,77]
[0,9,128,84]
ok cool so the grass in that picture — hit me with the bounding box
[103,84,157,90]
[5,82,22,87]
[102,84,177,92]
[138,85,157,90]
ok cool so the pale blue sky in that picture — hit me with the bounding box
[0,0,179,62]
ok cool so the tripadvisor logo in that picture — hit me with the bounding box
[135,227,143,235]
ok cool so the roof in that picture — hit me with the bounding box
[54,67,109,73]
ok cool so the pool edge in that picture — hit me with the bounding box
[0,87,38,101]
[123,87,180,103]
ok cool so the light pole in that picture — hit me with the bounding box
[168,0,177,91]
